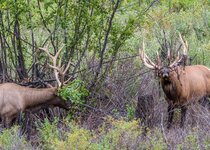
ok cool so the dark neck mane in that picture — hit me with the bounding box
[161,70,182,101]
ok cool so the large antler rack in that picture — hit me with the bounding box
[39,45,73,87]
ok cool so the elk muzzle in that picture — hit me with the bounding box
[160,67,170,79]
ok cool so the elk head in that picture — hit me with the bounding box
[140,33,188,83]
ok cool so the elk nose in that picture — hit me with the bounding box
[163,73,169,78]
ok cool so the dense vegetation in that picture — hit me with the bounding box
[0,0,209,149]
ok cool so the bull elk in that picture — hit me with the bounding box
[139,34,210,128]
[0,45,72,128]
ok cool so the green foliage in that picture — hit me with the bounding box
[37,117,142,149]
[139,0,210,66]
[58,79,89,105]
[38,118,61,149]
[55,124,93,150]
[38,119,93,149]
[126,104,136,120]
[0,118,210,149]
[58,79,90,119]
[204,136,210,150]
[160,0,201,11]
[97,117,141,150]
[139,128,167,149]
[177,129,200,150]
[0,126,30,149]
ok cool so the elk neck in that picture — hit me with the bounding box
[21,86,60,109]
[22,86,70,110]
[160,68,183,101]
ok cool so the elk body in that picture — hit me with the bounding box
[0,45,73,128]
[0,83,70,127]
[140,34,210,128]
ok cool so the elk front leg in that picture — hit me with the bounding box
[167,105,174,129]
[180,106,187,128]
[2,116,13,128]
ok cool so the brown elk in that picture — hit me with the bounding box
[0,45,72,128]
[140,34,210,128]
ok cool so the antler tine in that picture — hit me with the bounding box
[179,33,188,55]
[169,52,180,67]
[139,41,158,69]
[63,60,74,75]
[167,49,171,60]
[144,53,157,67]
[139,40,145,60]
[54,70,62,87]
[156,51,162,67]
[39,47,54,60]
[55,44,65,60]
[185,40,188,55]
[64,77,72,85]
[48,64,63,75]
[169,33,189,67]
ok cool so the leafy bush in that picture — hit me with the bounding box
[38,119,93,150]
[58,79,90,119]
[126,104,136,120]
[58,79,89,105]
[144,128,167,150]
[57,124,93,150]
[0,117,209,149]
[0,126,31,149]
[38,118,61,149]
[94,117,141,150]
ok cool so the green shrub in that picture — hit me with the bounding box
[58,79,90,119]
[0,126,31,149]
[126,104,136,120]
[38,119,93,150]
[62,124,92,150]
[38,118,62,149]
[58,79,89,104]
[96,117,141,150]
[204,136,210,150]
[177,128,204,150]
[142,128,167,150]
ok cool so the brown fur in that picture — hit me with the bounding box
[160,65,210,127]
[140,35,210,128]
[0,83,70,127]
[161,65,210,106]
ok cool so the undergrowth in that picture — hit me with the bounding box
[0,116,209,150]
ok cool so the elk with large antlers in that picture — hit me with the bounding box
[0,45,72,128]
[140,34,210,128]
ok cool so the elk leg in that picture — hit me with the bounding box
[167,105,174,129]
[4,117,13,128]
[206,96,210,109]
[180,106,187,128]
[17,111,23,125]
[2,117,6,128]
[25,111,31,140]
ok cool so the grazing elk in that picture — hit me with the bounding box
[0,45,72,128]
[139,34,210,128]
